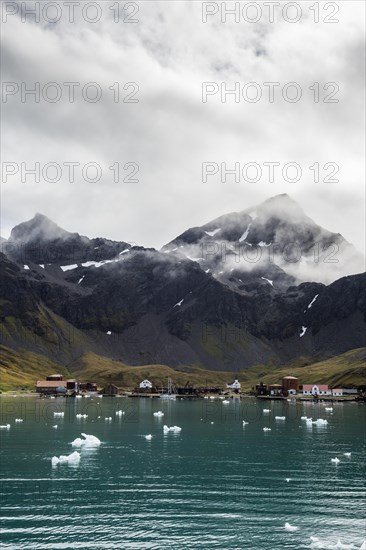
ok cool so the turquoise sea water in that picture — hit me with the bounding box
[0,396,365,549]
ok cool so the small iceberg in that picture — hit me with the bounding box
[71,433,101,448]
[263,427,271,432]
[284,522,298,532]
[153,411,164,417]
[163,425,182,433]
[15,418,23,423]
[263,409,271,413]
[312,419,328,426]
[285,478,291,482]
[331,457,340,464]
[52,451,80,466]
[0,424,10,429]
[52,425,58,429]
[275,416,286,420]
[145,434,153,440]
[344,452,351,458]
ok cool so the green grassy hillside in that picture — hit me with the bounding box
[0,345,365,392]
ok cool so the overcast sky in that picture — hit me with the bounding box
[1,1,365,255]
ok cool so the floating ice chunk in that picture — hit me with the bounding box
[39,264,45,269]
[331,457,340,464]
[263,427,271,432]
[24,265,30,270]
[15,418,23,423]
[300,326,307,337]
[344,452,351,458]
[52,425,58,429]
[71,433,101,448]
[145,434,153,440]
[106,331,112,335]
[275,416,286,420]
[153,411,164,417]
[263,409,271,413]
[53,412,64,417]
[285,478,291,482]
[0,424,10,429]
[210,422,214,424]
[163,425,182,433]
[312,419,328,426]
[52,451,80,466]
[284,522,298,532]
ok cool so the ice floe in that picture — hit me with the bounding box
[163,425,182,433]
[284,522,298,532]
[52,451,80,466]
[71,433,101,448]
[144,434,153,440]
[331,457,340,464]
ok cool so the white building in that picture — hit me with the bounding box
[227,379,241,390]
[139,379,153,389]
[302,384,332,396]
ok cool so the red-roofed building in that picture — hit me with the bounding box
[331,388,343,396]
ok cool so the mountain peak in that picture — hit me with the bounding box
[247,194,306,220]
[10,213,74,243]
